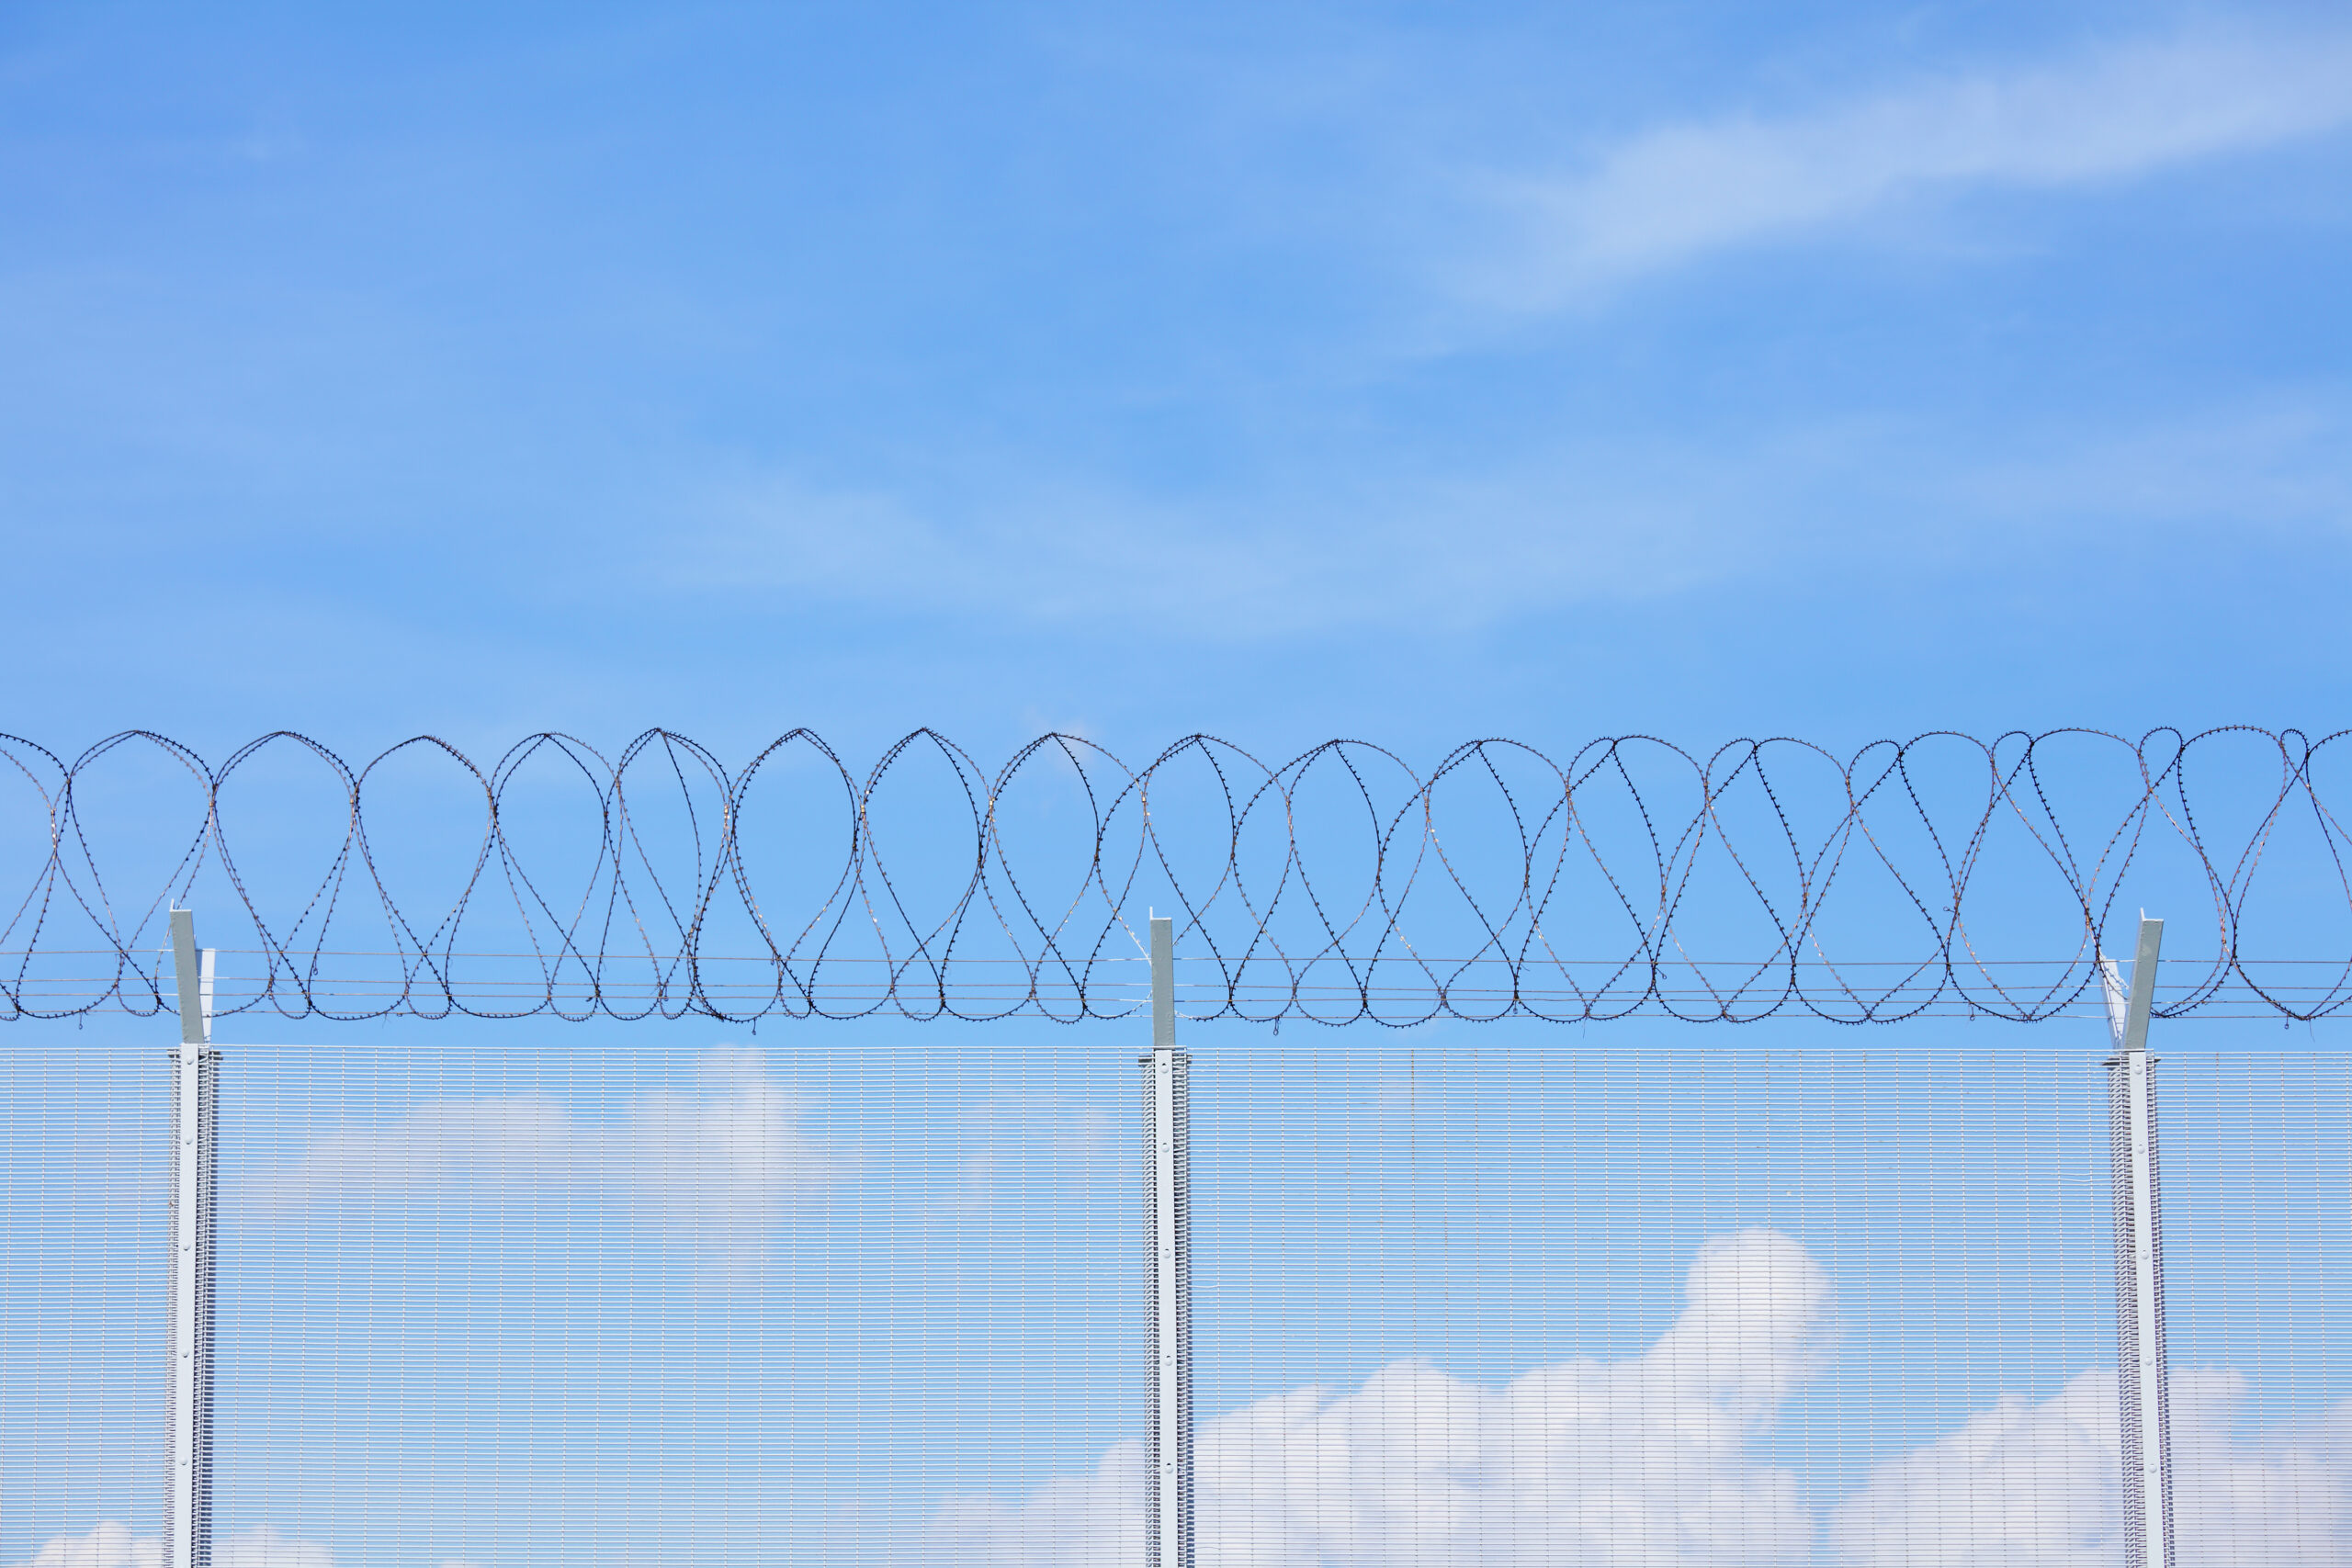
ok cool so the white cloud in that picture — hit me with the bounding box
[622,1045,855,1272]
[933,1227,1840,1566]
[931,1226,2352,1568]
[10,1524,156,1568]
[1487,26,2352,299]
[12,1526,330,1568]
[1828,1371,2120,1567]
[242,1091,579,1206]
[1832,1366,2352,1566]
[11,1525,474,1568]
[933,1440,1148,1568]
[239,1045,854,1280]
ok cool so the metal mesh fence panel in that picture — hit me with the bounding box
[1,1043,168,1565]
[1190,1043,2120,1565]
[2156,1049,2352,1567]
[4,1029,2347,1567]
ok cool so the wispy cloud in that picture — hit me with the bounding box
[666,457,1738,636]
[669,383,2352,637]
[941,1095,1114,1216]
[637,25,2352,645]
[1480,25,2352,300]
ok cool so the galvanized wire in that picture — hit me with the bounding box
[1,727,2346,1025]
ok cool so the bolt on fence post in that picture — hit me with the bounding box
[1141,916,1193,1568]
[165,909,218,1568]
[2103,916,2175,1568]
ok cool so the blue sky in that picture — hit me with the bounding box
[4,1,2349,763]
[6,3,2352,1565]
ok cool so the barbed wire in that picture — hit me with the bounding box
[1,728,2346,1027]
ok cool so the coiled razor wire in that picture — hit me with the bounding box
[1,728,2347,1026]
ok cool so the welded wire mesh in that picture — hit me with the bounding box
[5,728,2350,1024]
[2154,1048,2352,1566]
[3,1030,2346,1567]
[1141,1050,1194,1568]
[0,1043,168,1568]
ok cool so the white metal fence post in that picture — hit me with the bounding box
[2103,915,2175,1568]
[1142,915,1193,1568]
[165,909,218,1568]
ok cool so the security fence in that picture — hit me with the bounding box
[6,726,2349,1566]
[6,1022,2346,1566]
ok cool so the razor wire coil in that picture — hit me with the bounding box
[2,727,2347,1027]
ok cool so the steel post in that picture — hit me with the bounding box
[1142,916,1193,1568]
[165,910,218,1568]
[2103,916,2174,1568]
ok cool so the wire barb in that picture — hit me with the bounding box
[0,727,2345,1026]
